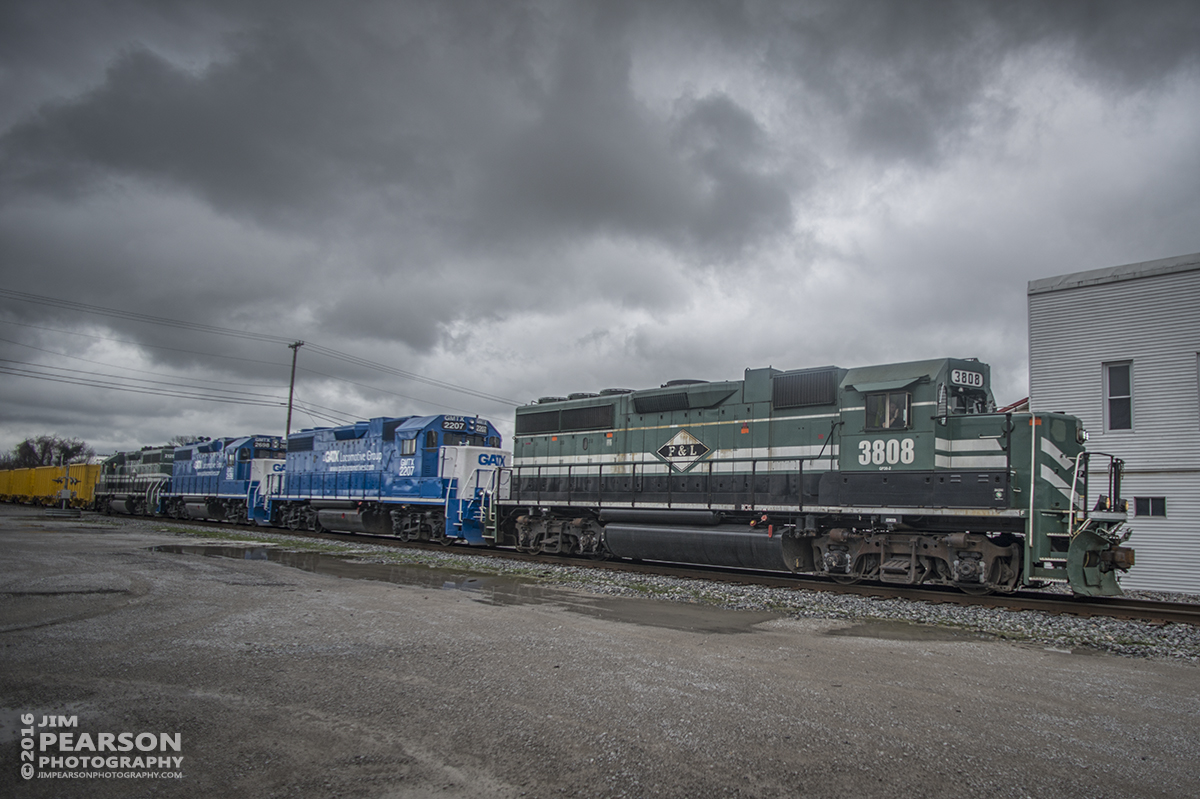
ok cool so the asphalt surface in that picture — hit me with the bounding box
[1,505,1197,799]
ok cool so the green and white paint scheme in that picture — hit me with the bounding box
[497,357,1133,596]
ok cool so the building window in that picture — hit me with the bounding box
[1104,361,1132,431]
[1134,497,1166,517]
[865,392,911,431]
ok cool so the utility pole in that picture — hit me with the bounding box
[286,341,305,437]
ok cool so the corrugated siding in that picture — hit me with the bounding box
[1029,263,1200,593]
[1118,473,1200,593]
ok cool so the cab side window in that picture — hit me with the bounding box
[401,438,416,456]
[866,392,911,431]
[424,431,438,449]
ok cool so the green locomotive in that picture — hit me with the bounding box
[491,357,1134,596]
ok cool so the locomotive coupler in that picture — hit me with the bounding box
[1099,546,1135,573]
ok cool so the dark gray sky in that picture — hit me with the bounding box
[2,0,1199,454]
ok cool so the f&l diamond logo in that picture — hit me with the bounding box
[656,430,710,472]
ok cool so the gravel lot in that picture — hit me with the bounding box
[2,505,1198,798]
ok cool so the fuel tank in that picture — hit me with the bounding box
[603,523,788,571]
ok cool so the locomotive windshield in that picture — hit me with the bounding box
[443,433,491,447]
[951,388,991,415]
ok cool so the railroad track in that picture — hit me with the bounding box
[116,511,1200,627]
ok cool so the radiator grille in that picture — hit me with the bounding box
[515,410,560,435]
[288,436,314,453]
[561,404,614,431]
[773,369,839,408]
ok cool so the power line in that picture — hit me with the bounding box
[0,364,285,407]
[0,357,287,402]
[0,289,521,406]
[0,318,288,368]
[296,365,485,416]
[302,343,521,406]
[290,399,356,427]
[0,288,294,345]
[0,334,287,389]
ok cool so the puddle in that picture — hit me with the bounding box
[827,620,981,642]
[152,545,775,634]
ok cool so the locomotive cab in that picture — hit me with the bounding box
[827,358,1003,509]
[439,445,510,544]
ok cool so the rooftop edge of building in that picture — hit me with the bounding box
[1027,251,1200,295]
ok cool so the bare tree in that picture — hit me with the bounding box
[1,435,96,469]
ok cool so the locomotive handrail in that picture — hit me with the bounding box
[1067,450,1127,540]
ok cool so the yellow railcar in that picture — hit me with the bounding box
[0,464,100,507]
[1,468,35,502]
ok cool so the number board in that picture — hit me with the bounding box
[442,416,490,435]
[950,369,984,388]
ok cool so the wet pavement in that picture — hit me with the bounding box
[2,505,1199,799]
[152,542,782,635]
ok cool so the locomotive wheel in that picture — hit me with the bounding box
[957,583,993,596]
[830,574,862,585]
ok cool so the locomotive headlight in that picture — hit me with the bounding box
[1076,424,1089,444]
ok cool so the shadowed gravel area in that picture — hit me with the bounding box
[1,506,1197,798]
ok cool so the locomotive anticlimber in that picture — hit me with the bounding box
[493,357,1134,596]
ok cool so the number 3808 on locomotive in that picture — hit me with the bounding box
[492,357,1135,596]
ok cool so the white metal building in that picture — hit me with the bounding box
[1028,252,1200,593]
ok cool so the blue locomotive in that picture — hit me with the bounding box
[262,414,507,544]
[162,435,286,523]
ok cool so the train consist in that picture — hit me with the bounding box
[90,414,505,545]
[1,357,1137,596]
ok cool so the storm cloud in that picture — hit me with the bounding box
[1,0,1198,453]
